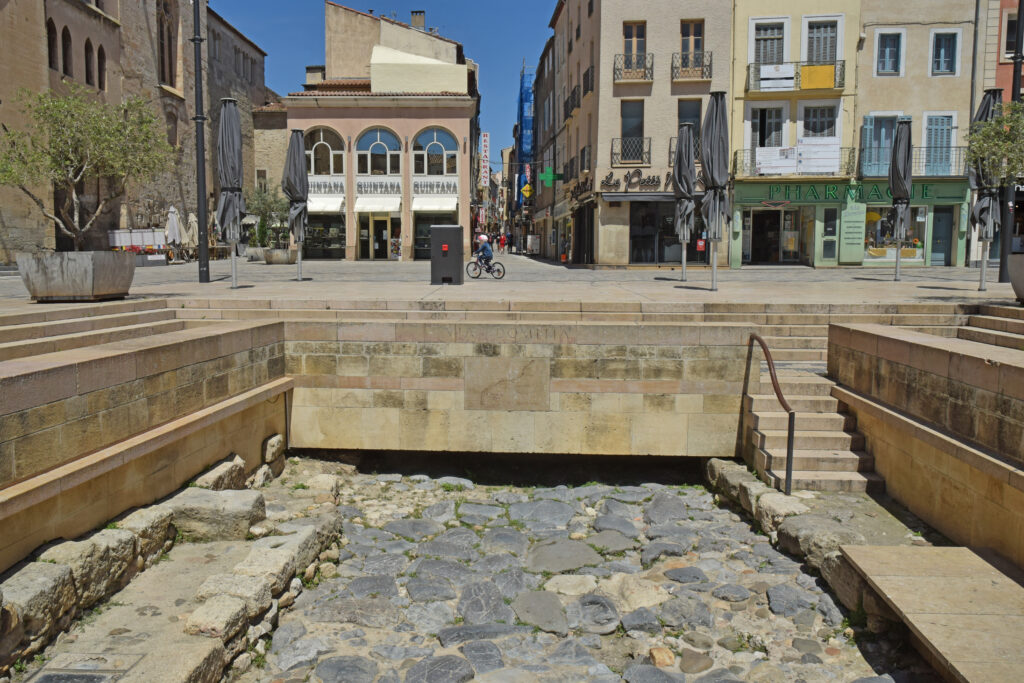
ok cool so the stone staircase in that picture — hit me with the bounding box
[957,304,1024,352]
[742,364,884,493]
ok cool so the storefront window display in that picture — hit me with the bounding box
[413,212,456,260]
[864,205,926,261]
[629,202,679,264]
[303,215,346,259]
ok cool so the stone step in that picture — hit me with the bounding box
[769,349,828,362]
[968,314,1024,336]
[958,325,1024,351]
[904,325,959,338]
[761,336,828,349]
[0,319,192,362]
[979,304,1024,321]
[762,469,886,493]
[0,308,177,344]
[757,325,829,337]
[754,447,874,473]
[758,375,836,396]
[746,394,840,413]
[750,411,854,432]
[754,428,865,452]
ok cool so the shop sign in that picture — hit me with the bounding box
[356,179,402,195]
[413,180,459,195]
[570,176,593,201]
[759,182,937,203]
[308,176,345,196]
[600,169,670,192]
[697,239,706,252]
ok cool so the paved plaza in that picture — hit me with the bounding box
[0,255,1018,308]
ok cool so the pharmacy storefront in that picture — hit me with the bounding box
[730,180,970,268]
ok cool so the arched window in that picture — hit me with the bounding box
[157,0,176,86]
[304,128,344,175]
[97,46,106,90]
[413,128,458,175]
[85,40,95,86]
[61,27,73,77]
[47,21,58,71]
[356,128,401,175]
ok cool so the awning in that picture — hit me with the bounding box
[412,197,458,212]
[241,214,258,225]
[354,197,401,213]
[602,192,676,203]
[308,197,344,213]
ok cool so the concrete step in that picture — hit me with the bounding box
[754,428,865,452]
[770,349,828,362]
[758,375,836,396]
[746,394,840,413]
[0,308,177,344]
[761,336,828,349]
[0,319,192,362]
[751,411,854,432]
[958,326,1024,351]
[979,304,1024,321]
[968,314,1024,336]
[0,298,168,328]
[757,325,829,337]
[904,325,959,338]
[754,447,874,473]
[762,469,886,493]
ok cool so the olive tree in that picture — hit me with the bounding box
[244,186,289,248]
[967,100,1024,185]
[0,85,172,250]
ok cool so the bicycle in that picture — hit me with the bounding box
[466,256,505,280]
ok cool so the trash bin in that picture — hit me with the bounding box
[430,225,464,285]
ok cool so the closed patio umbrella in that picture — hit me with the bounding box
[970,88,1003,291]
[282,129,310,282]
[216,98,245,289]
[888,119,913,282]
[673,123,696,282]
[700,92,730,292]
[165,205,182,247]
[184,212,199,249]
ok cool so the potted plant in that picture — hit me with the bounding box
[0,85,172,301]
[263,224,298,265]
[968,100,1024,303]
[244,185,288,262]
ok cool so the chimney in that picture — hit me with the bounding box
[411,10,425,29]
[305,65,325,86]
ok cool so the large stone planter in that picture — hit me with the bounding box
[246,246,265,262]
[264,248,297,265]
[16,251,136,302]
[1010,253,1024,304]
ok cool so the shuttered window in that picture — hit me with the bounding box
[754,23,784,64]
[932,33,957,74]
[752,108,784,148]
[877,33,901,74]
[807,21,838,64]
[803,107,836,137]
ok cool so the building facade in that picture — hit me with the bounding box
[266,4,479,261]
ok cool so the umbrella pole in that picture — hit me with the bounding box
[980,240,990,292]
[894,240,901,282]
[681,240,687,282]
[297,247,303,282]
[231,244,238,289]
[711,241,718,292]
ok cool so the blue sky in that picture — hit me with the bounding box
[212,0,553,167]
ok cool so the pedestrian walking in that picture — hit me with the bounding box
[499,233,507,254]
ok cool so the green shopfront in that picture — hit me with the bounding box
[729,180,969,268]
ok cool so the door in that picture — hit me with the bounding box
[751,210,781,263]
[925,116,953,176]
[623,22,646,75]
[372,218,389,260]
[931,206,954,265]
[781,210,800,262]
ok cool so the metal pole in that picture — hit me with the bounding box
[230,247,237,289]
[680,243,687,281]
[785,411,795,496]
[895,239,902,281]
[710,240,718,291]
[191,0,210,283]
[980,240,990,291]
[297,249,303,281]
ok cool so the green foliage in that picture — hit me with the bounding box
[0,85,172,249]
[967,100,1024,183]
[244,185,288,247]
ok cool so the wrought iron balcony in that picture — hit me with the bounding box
[583,66,594,96]
[612,137,651,166]
[614,53,654,81]
[860,146,968,177]
[746,61,846,91]
[668,136,703,166]
[563,86,580,121]
[733,147,856,177]
[672,51,712,80]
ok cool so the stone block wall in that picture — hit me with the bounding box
[828,323,1024,463]
[0,322,285,488]
[286,320,755,458]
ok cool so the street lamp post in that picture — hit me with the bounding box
[191,0,210,283]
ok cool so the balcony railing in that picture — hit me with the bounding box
[672,51,712,80]
[860,146,968,177]
[746,60,846,91]
[563,86,580,121]
[583,66,594,96]
[614,53,654,81]
[734,147,856,177]
[612,137,651,166]
[668,136,703,166]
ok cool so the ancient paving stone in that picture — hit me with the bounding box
[362,553,410,577]
[38,529,137,609]
[306,597,401,628]
[767,583,818,617]
[404,655,475,683]
[460,639,505,674]
[492,491,529,504]
[692,668,744,682]
[337,505,364,519]
[457,581,516,625]
[437,624,530,647]
[436,476,475,490]
[493,568,527,599]
[405,601,455,634]
[576,594,620,634]
[459,503,503,519]
[508,500,575,527]
[548,638,600,666]
[641,541,686,567]
[194,455,246,491]
[346,575,398,599]
[164,488,266,541]
[592,515,640,538]
[315,655,378,683]
[371,644,434,660]
[382,519,445,541]
[621,607,661,633]
[777,514,866,568]
[659,594,713,629]
[473,554,519,575]
[543,574,597,596]
[793,637,823,655]
[414,559,476,586]
[0,561,77,641]
[511,591,568,635]
[711,583,751,602]
[678,648,715,674]
[623,664,686,682]
[194,573,273,619]
[407,578,457,602]
[665,567,709,584]
[184,594,248,642]
[481,528,528,555]
[586,530,636,553]
[270,621,307,654]
[525,539,602,574]
[415,540,480,562]
[276,636,332,671]
[644,492,689,525]
[116,506,175,560]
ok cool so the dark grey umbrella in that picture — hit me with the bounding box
[216,98,245,288]
[673,123,696,282]
[282,129,309,282]
[888,119,912,282]
[970,88,1003,291]
[700,91,730,291]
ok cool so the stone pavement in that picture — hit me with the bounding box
[0,255,1017,308]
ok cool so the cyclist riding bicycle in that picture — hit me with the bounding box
[473,234,493,271]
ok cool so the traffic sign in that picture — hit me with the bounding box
[521,184,533,199]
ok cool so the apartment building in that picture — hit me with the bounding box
[533,37,560,260]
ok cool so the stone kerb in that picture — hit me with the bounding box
[285,319,755,458]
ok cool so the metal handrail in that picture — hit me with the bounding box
[745,333,796,495]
